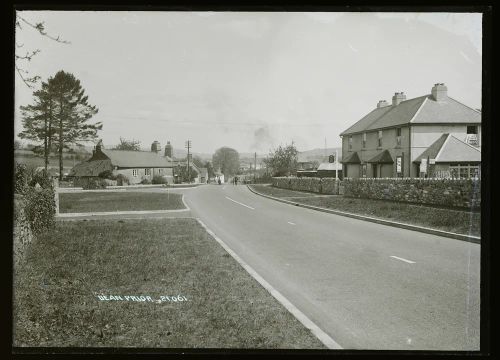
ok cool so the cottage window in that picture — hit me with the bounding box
[467,126,478,134]
[378,130,383,147]
[349,136,353,150]
[396,128,402,146]
[132,169,138,177]
[145,168,151,176]
[362,133,366,148]
[449,164,480,179]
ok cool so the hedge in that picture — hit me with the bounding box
[73,177,107,189]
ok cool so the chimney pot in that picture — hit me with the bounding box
[431,83,448,101]
[392,91,407,106]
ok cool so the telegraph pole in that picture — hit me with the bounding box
[185,140,191,184]
[254,152,257,183]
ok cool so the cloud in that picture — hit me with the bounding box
[252,126,275,152]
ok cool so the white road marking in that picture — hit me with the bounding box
[225,196,255,210]
[390,256,416,264]
[196,218,342,349]
[287,221,296,225]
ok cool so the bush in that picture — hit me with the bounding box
[14,163,28,195]
[23,187,55,236]
[116,174,129,186]
[152,175,168,184]
[73,177,107,190]
[30,169,54,189]
[98,170,117,180]
[140,178,152,185]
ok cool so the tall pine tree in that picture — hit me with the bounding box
[18,81,56,170]
[19,70,101,179]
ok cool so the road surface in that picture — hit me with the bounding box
[184,185,479,350]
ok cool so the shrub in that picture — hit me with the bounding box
[73,177,107,189]
[14,163,28,195]
[30,169,54,189]
[152,175,168,184]
[98,170,117,180]
[23,187,55,236]
[116,174,129,186]
[140,178,152,185]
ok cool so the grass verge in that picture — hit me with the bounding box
[59,192,185,213]
[250,185,480,237]
[13,218,325,349]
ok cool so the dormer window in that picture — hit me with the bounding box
[378,130,383,147]
[362,133,366,148]
[349,136,353,150]
[396,128,401,146]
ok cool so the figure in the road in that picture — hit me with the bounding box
[218,177,221,185]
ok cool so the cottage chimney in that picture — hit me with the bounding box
[164,141,173,158]
[151,140,161,153]
[431,83,448,101]
[392,92,407,106]
[96,140,103,152]
[377,100,389,108]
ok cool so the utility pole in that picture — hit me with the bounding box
[254,152,257,183]
[185,140,191,184]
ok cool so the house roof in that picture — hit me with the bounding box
[414,134,481,163]
[317,162,342,171]
[341,152,361,164]
[69,160,113,177]
[340,95,481,136]
[366,149,394,164]
[100,149,173,168]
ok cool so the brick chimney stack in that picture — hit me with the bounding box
[164,141,173,158]
[431,83,448,101]
[151,141,161,153]
[377,100,389,108]
[392,92,407,106]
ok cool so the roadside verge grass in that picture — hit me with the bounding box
[13,218,325,349]
[59,191,185,213]
[249,184,480,237]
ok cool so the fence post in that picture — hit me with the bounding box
[53,178,59,216]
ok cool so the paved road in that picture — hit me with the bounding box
[182,184,480,350]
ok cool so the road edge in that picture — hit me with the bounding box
[247,185,480,244]
[195,218,343,350]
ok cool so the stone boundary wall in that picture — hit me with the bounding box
[272,177,480,209]
[343,178,480,209]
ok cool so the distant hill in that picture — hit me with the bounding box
[297,147,342,163]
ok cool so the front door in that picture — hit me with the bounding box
[372,164,378,178]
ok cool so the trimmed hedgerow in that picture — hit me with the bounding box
[152,175,168,184]
[73,177,107,190]
[23,187,56,236]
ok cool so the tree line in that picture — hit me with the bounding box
[18,70,101,180]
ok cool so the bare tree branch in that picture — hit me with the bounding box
[17,15,71,44]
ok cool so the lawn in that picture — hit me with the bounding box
[59,191,186,213]
[13,218,325,349]
[250,185,480,237]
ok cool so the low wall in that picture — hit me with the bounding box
[272,177,480,209]
[343,178,480,209]
[272,177,340,195]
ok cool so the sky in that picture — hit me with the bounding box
[14,11,482,155]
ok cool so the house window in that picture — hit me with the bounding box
[467,126,478,134]
[396,128,402,146]
[349,136,353,150]
[361,164,367,178]
[362,133,366,148]
[158,168,162,173]
[145,168,151,176]
[449,164,480,179]
[132,169,138,177]
[378,130,383,147]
